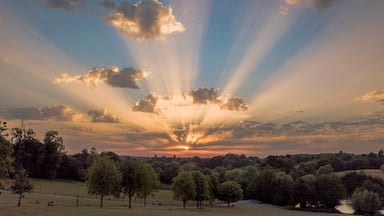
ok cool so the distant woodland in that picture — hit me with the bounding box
[1,121,384,214]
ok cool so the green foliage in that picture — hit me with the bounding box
[247,169,276,203]
[191,171,209,208]
[316,164,334,176]
[272,171,294,206]
[341,171,384,197]
[172,171,196,208]
[352,189,381,214]
[119,159,142,208]
[12,128,45,177]
[208,172,219,201]
[136,163,160,206]
[10,169,33,206]
[217,180,243,207]
[86,156,121,208]
[43,131,64,179]
[292,174,316,208]
[0,121,14,178]
[315,174,345,209]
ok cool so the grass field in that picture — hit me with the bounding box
[335,169,384,180]
[0,177,349,216]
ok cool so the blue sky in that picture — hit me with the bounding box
[1,0,384,156]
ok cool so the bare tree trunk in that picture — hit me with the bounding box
[100,194,104,208]
[17,193,22,207]
[128,194,132,208]
[143,194,147,206]
[227,201,230,208]
[183,200,186,209]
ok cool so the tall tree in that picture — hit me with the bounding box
[10,169,33,207]
[136,163,160,206]
[216,181,243,208]
[119,160,142,208]
[316,174,345,208]
[172,171,196,209]
[292,174,317,208]
[43,131,64,179]
[12,128,45,178]
[0,121,14,179]
[352,189,382,215]
[86,156,121,208]
[191,171,209,208]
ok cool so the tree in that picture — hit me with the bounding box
[10,169,33,207]
[352,189,381,215]
[381,164,384,173]
[12,128,45,178]
[316,174,345,208]
[0,121,14,179]
[119,160,142,208]
[292,174,316,208]
[216,181,243,208]
[191,171,209,208]
[42,131,64,179]
[247,168,276,203]
[172,171,196,209]
[316,164,334,176]
[136,163,160,206]
[86,156,121,208]
[208,172,219,205]
[272,171,293,206]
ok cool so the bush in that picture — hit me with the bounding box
[352,189,381,215]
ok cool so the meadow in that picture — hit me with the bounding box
[0,178,346,216]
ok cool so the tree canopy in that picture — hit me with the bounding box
[172,171,196,208]
[10,169,33,207]
[216,180,243,208]
[86,156,121,208]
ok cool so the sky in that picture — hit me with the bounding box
[1,0,384,157]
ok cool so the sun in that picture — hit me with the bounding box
[179,145,190,150]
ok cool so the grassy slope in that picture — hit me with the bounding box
[335,169,384,180]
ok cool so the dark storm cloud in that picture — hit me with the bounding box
[87,109,119,123]
[104,0,185,40]
[54,66,149,89]
[43,0,85,11]
[1,105,78,121]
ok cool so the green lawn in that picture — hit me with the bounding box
[0,178,350,216]
[0,190,344,216]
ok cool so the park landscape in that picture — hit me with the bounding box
[2,0,384,215]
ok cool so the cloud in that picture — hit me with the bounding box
[1,105,79,121]
[361,90,384,104]
[221,97,248,111]
[104,0,185,40]
[190,88,220,104]
[100,0,116,10]
[311,0,342,11]
[281,0,342,15]
[54,66,149,88]
[43,0,85,11]
[88,109,119,123]
[132,93,159,113]
[132,88,248,114]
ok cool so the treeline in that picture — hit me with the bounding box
[1,122,384,214]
